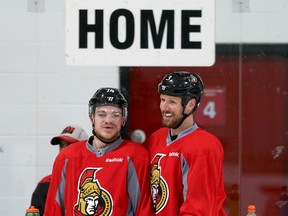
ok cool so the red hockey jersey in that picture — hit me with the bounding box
[146,125,226,216]
[44,138,154,216]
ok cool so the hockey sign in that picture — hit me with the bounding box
[66,0,215,66]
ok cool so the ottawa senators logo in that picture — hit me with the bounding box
[62,126,75,134]
[150,154,169,213]
[74,168,113,216]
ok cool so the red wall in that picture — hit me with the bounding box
[123,45,288,215]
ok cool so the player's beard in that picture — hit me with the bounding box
[162,115,182,129]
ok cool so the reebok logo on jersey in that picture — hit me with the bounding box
[169,152,179,157]
[105,158,124,163]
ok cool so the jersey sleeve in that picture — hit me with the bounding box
[44,153,67,216]
[128,147,155,216]
[180,140,226,216]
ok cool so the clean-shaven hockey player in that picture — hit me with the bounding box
[45,87,154,216]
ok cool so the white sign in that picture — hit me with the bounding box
[66,0,215,66]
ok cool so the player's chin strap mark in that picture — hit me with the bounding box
[172,105,193,129]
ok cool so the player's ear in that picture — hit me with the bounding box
[89,116,94,125]
[185,98,196,113]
